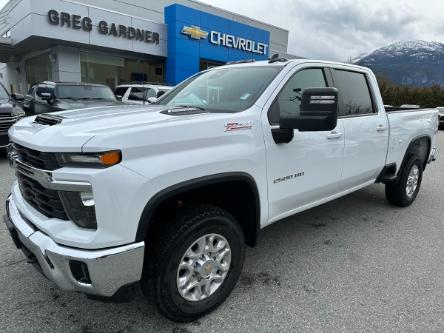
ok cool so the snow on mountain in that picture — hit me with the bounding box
[356,40,444,87]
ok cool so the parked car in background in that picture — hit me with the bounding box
[0,82,25,150]
[438,107,444,129]
[22,82,120,115]
[114,83,172,105]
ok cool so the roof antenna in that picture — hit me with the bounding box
[269,53,288,64]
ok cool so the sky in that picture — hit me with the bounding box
[200,0,444,61]
[0,0,441,61]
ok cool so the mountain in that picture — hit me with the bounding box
[356,40,444,87]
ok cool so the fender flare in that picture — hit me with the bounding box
[398,135,431,175]
[135,172,261,244]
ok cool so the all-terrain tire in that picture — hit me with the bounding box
[141,204,245,322]
[385,156,423,207]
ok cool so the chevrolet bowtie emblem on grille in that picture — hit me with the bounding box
[181,26,209,40]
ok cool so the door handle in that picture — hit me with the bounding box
[376,124,387,132]
[327,131,343,140]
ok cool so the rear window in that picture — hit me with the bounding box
[333,70,374,116]
[36,85,55,99]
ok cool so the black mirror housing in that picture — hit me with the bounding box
[280,87,339,132]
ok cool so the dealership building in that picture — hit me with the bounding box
[0,0,293,94]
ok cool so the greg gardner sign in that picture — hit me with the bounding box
[47,10,160,44]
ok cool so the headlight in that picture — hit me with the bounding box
[57,150,122,168]
[12,107,25,118]
[59,191,97,229]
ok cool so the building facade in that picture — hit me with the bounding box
[0,0,292,94]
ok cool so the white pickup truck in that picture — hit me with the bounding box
[4,58,439,322]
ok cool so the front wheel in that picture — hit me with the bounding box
[142,204,245,322]
[385,156,423,207]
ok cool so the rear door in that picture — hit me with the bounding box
[330,68,389,189]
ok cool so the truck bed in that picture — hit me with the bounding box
[385,107,438,172]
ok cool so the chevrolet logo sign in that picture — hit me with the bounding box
[181,26,208,40]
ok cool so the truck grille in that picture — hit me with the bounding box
[0,114,20,133]
[16,173,68,220]
[14,144,61,171]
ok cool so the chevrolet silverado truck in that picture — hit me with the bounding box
[4,58,439,322]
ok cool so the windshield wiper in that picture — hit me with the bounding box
[173,105,207,111]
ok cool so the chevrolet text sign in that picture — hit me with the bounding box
[182,25,268,55]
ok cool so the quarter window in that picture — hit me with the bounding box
[332,70,374,116]
[269,68,327,123]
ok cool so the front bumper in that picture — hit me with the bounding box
[4,195,145,297]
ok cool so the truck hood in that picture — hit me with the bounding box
[8,104,224,152]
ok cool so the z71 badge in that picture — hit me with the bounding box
[224,122,252,132]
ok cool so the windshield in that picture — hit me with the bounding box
[56,85,116,101]
[0,83,9,102]
[158,66,282,112]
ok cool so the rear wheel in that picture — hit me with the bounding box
[142,204,245,322]
[385,156,423,207]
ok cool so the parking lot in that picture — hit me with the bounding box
[0,132,442,333]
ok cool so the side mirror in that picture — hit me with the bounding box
[11,93,25,102]
[115,95,123,101]
[146,97,157,104]
[280,87,338,132]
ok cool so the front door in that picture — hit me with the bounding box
[263,67,345,223]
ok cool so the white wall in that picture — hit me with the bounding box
[0,61,24,93]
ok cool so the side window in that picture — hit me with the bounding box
[128,88,156,101]
[269,68,327,123]
[332,70,374,116]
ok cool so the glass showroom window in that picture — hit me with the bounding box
[26,53,52,86]
[80,52,165,88]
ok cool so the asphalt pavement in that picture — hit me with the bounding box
[0,133,443,333]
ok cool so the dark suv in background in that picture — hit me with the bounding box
[0,82,25,150]
[23,81,121,115]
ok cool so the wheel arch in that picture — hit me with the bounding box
[398,135,431,175]
[135,172,261,247]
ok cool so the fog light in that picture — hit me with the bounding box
[59,191,97,229]
[69,261,91,284]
